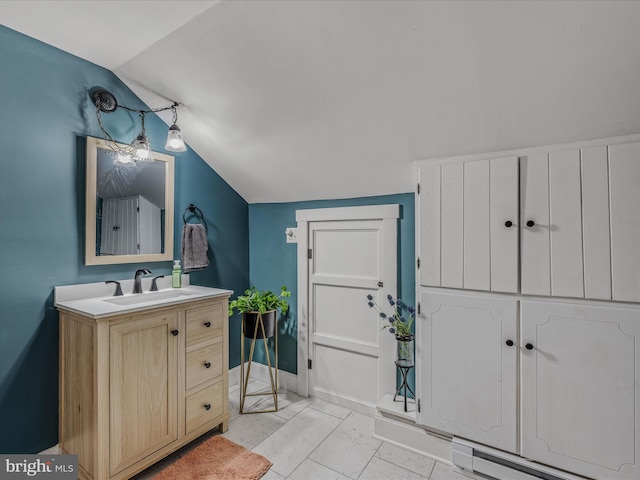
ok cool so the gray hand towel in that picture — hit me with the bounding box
[181,224,209,272]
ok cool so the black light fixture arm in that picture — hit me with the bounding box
[91,88,186,158]
[92,89,179,116]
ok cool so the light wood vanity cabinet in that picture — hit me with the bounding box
[58,295,230,480]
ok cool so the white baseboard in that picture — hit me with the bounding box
[229,363,298,394]
[374,395,452,465]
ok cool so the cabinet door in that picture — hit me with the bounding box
[418,164,441,287]
[416,291,518,452]
[109,313,179,476]
[609,141,640,302]
[417,157,518,293]
[521,301,640,480]
[521,151,585,297]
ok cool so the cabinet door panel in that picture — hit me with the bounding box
[441,163,464,288]
[489,157,519,293]
[109,313,178,475]
[463,161,490,290]
[521,301,640,480]
[520,154,551,296]
[581,146,612,300]
[549,150,584,297]
[417,292,517,452]
[609,142,640,302]
[418,164,441,287]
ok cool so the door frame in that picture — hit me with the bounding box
[295,204,400,398]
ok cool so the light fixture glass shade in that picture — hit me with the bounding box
[165,124,187,152]
[114,152,135,166]
[132,133,154,162]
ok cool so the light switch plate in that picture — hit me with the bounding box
[285,227,298,243]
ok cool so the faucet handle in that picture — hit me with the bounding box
[151,275,165,291]
[105,280,123,296]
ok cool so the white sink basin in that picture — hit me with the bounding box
[104,289,195,306]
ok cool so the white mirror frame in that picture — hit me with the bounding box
[85,136,175,265]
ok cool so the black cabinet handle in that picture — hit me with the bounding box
[525,343,534,350]
[204,403,211,411]
[204,321,211,328]
[204,362,211,369]
[505,339,514,347]
[504,221,513,228]
[526,220,535,228]
[171,329,179,336]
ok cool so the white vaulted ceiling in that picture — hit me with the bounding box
[1,1,640,203]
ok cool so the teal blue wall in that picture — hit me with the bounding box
[0,25,249,453]
[247,194,415,390]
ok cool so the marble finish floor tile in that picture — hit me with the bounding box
[375,442,436,477]
[252,406,342,477]
[359,456,431,480]
[223,410,287,449]
[288,459,351,480]
[308,398,352,419]
[309,412,382,479]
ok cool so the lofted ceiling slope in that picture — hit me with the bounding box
[1,1,640,203]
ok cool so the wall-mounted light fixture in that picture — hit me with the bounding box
[91,89,187,165]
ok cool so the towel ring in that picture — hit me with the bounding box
[182,204,208,231]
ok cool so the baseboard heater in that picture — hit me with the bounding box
[452,438,589,480]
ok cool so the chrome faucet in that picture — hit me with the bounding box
[133,269,152,294]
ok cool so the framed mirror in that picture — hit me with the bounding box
[85,136,175,265]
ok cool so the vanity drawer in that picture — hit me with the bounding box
[185,302,223,347]
[185,381,224,434]
[185,341,223,390]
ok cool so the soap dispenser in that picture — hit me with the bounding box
[172,260,182,288]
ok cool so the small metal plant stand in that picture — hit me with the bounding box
[240,310,278,413]
[394,335,415,412]
[394,359,415,412]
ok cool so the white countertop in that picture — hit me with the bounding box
[55,278,232,319]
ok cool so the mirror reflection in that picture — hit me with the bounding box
[85,136,175,265]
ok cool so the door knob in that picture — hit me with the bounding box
[171,329,179,336]
[204,321,211,328]
[204,362,211,369]
[526,220,535,228]
[505,339,514,347]
[504,221,513,228]
[525,343,534,350]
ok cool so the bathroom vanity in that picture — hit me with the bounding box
[55,281,232,480]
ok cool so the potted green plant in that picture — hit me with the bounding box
[229,286,291,338]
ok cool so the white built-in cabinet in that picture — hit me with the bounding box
[100,195,161,255]
[418,137,640,302]
[415,135,640,480]
[417,291,640,480]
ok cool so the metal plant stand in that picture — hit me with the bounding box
[394,360,415,412]
[240,311,278,414]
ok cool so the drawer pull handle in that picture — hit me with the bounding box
[525,343,534,350]
[204,403,211,411]
[526,220,535,228]
[171,329,179,336]
[504,220,513,228]
[505,339,514,347]
[204,362,211,369]
[204,321,211,328]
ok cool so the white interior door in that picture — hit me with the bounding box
[296,205,399,412]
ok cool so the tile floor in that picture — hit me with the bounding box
[134,380,474,480]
